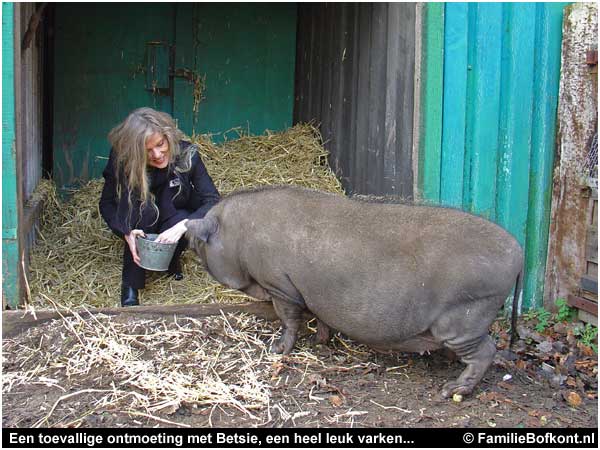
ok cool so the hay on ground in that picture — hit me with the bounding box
[2,307,378,427]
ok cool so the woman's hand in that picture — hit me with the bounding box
[155,219,188,244]
[125,229,145,266]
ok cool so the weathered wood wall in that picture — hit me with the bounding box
[294,3,416,199]
[546,3,598,314]
[17,3,44,202]
[13,3,47,308]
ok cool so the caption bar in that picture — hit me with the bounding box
[3,428,597,448]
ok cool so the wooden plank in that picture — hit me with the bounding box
[2,302,286,339]
[586,225,597,240]
[319,4,335,159]
[581,289,597,303]
[580,275,598,294]
[524,4,566,310]
[396,3,416,200]
[309,5,324,122]
[418,2,444,203]
[585,240,598,264]
[2,2,20,308]
[466,4,505,218]
[586,190,598,228]
[383,3,401,197]
[440,2,468,208]
[42,5,54,177]
[585,204,597,264]
[331,3,349,187]
[14,3,26,309]
[366,2,387,195]
[381,2,415,200]
[568,294,598,316]
[24,3,43,199]
[495,2,536,242]
[587,261,598,278]
[305,3,317,124]
[354,5,372,194]
[342,4,360,194]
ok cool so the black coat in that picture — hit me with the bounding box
[99,141,220,238]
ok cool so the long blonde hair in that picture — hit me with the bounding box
[108,107,194,222]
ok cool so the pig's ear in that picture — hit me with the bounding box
[186,216,218,243]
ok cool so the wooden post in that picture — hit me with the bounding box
[2,3,21,309]
[545,3,598,309]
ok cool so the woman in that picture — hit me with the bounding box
[99,107,220,306]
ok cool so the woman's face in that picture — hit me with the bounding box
[145,132,170,169]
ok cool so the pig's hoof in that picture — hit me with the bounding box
[440,381,474,399]
[271,338,293,354]
[271,341,285,354]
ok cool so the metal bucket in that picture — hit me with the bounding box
[136,233,177,271]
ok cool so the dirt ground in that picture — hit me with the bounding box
[2,310,597,429]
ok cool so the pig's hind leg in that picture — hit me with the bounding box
[271,297,304,354]
[313,319,331,345]
[438,334,496,398]
[430,295,503,398]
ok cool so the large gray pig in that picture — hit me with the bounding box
[186,186,523,398]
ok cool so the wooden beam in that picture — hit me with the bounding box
[567,294,598,316]
[1,302,313,339]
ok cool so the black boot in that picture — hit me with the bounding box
[168,259,184,281]
[121,285,139,307]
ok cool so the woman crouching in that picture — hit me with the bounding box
[99,107,220,306]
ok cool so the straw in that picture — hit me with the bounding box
[2,305,382,427]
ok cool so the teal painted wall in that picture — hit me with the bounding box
[53,4,297,189]
[419,3,567,311]
[53,4,176,189]
[174,3,297,139]
[2,2,20,308]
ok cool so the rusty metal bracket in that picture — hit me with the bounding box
[171,68,197,83]
[586,49,598,66]
[586,49,597,76]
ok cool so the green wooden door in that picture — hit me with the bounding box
[53,4,297,190]
[53,4,176,189]
[173,4,297,139]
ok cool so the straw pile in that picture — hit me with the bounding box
[2,310,289,427]
[194,124,342,194]
[2,307,379,427]
[28,124,344,309]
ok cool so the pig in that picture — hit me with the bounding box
[186,185,523,398]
